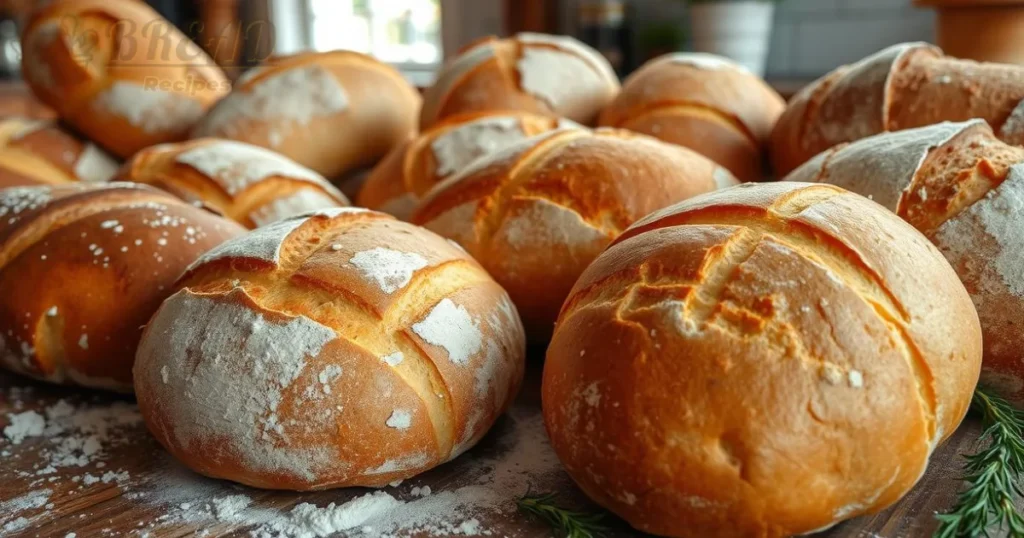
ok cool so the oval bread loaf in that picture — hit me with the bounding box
[193,50,421,179]
[598,53,785,182]
[0,183,245,391]
[412,128,739,340]
[420,33,619,128]
[784,119,1024,405]
[771,42,1024,175]
[358,111,580,220]
[116,138,350,228]
[543,182,981,537]
[134,208,526,490]
[0,117,119,188]
[20,0,230,158]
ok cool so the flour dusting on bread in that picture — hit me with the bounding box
[176,141,331,195]
[249,190,344,228]
[412,298,483,366]
[348,247,429,294]
[94,83,204,135]
[431,117,525,177]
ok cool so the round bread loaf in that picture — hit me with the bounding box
[116,138,350,228]
[412,128,739,339]
[598,53,785,182]
[784,119,1024,405]
[20,0,230,158]
[0,84,56,120]
[420,33,619,129]
[0,183,245,391]
[358,111,580,220]
[133,208,526,490]
[543,182,981,537]
[0,117,119,188]
[192,50,421,179]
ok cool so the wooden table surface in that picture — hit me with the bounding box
[0,356,984,538]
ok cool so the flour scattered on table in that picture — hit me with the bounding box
[4,410,45,444]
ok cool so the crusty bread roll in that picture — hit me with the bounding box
[784,120,1024,405]
[116,138,350,228]
[0,117,119,188]
[772,42,1024,175]
[420,33,620,129]
[193,50,421,179]
[133,208,526,490]
[358,111,581,220]
[0,183,245,391]
[598,53,785,182]
[411,128,739,339]
[0,83,56,120]
[20,0,230,159]
[543,182,981,537]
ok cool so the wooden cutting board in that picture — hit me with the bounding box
[0,357,980,538]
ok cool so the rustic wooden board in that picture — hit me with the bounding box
[0,358,981,538]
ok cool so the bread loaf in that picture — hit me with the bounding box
[771,42,1024,175]
[20,0,230,158]
[193,51,421,179]
[0,183,245,391]
[0,84,56,120]
[543,182,981,537]
[420,33,619,129]
[598,53,785,182]
[412,128,738,339]
[116,138,350,228]
[0,117,119,188]
[358,111,580,220]
[133,208,526,490]
[784,120,1024,405]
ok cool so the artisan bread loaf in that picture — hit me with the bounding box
[772,42,1024,175]
[420,33,619,129]
[116,138,350,228]
[543,182,981,537]
[412,128,738,339]
[134,208,526,490]
[784,120,1024,405]
[598,53,785,182]
[358,111,580,219]
[193,50,421,179]
[0,117,119,188]
[0,183,245,391]
[20,0,230,158]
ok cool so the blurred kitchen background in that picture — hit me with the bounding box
[0,0,1017,93]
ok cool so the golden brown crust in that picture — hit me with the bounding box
[598,53,785,182]
[411,128,738,340]
[116,138,350,229]
[0,183,245,391]
[358,111,574,220]
[771,42,1024,176]
[192,50,421,179]
[544,182,981,537]
[20,0,230,158]
[133,208,526,490]
[0,84,57,121]
[420,33,620,129]
[0,117,119,188]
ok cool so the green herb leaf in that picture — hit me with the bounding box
[518,491,608,538]
[935,388,1024,538]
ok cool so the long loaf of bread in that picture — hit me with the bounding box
[0,118,119,187]
[772,43,1024,175]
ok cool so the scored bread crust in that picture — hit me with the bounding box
[771,42,1024,175]
[543,182,981,537]
[420,33,620,129]
[20,0,229,158]
[116,138,350,228]
[192,50,421,179]
[0,183,245,391]
[358,110,578,220]
[411,127,739,340]
[598,53,785,182]
[0,117,119,188]
[784,120,1024,405]
[133,208,526,490]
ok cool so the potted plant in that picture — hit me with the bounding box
[687,0,780,76]
[915,0,1024,65]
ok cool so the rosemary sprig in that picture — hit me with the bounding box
[935,388,1024,538]
[518,491,608,538]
